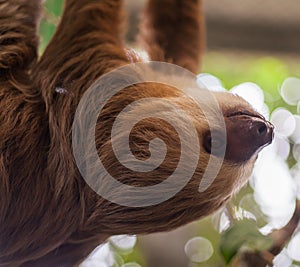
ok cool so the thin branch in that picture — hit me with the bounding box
[240,200,300,267]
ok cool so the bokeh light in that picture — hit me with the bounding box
[109,235,137,253]
[271,108,296,138]
[197,73,226,92]
[290,115,300,144]
[290,164,300,199]
[273,248,293,267]
[184,237,214,263]
[80,244,116,267]
[230,82,265,113]
[80,235,138,267]
[280,77,300,106]
[252,150,296,229]
[287,232,300,261]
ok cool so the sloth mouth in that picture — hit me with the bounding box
[204,110,274,162]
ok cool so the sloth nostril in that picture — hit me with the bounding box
[257,123,267,135]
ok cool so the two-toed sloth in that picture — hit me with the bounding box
[0,0,273,266]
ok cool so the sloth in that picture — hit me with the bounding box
[0,0,273,266]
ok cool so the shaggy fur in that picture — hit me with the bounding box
[0,0,271,266]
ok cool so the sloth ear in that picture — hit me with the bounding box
[138,0,205,73]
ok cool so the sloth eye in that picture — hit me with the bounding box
[203,132,226,156]
[228,111,249,117]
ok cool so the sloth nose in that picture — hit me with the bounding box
[225,116,274,162]
[203,115,274,162]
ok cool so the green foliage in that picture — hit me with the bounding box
[39,0,63,52]
[44,0,63,16]
[220,219,273,264]
[203,52,299,113]
[39,21,56,53]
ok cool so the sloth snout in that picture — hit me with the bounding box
[225,115,274,162]
[203,115,274,163]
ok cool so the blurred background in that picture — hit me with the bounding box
[40,1,300,266]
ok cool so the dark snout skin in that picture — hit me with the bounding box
[225,114,274,162]
[203,113,274,162]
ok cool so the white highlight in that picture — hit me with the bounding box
[211,209,231,233]
[239,194,267,228]
[55,87,69,95]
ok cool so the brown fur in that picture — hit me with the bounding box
[0,1,261,266]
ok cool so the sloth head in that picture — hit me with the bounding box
[85,79,274,235]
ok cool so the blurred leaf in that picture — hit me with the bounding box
[39,20,56,53]
[39,0,63,53]
[44,0,63,16]
[220,219,272,264]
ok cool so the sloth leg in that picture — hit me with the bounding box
[139,0,205,74]
[35,0,129,106]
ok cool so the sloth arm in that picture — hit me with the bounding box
[139,0,205,73]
